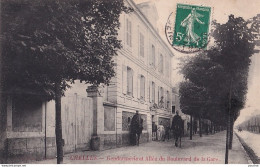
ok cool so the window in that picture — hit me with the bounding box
[172,94,176,104]
[140,75,145,99]
[126,19,132,47]
[159,87,164,107]
[159,54,164,73]
[139,33,144,57]
[150,45,155,66]
[104,106,115,131]
[12,96,42,132]
[166,58,169,77]
[127,67,133,96]
[152,82,155,103]
[172,106,176,114]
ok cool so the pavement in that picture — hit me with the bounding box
[32,131,250,164]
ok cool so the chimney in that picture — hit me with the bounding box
[137,1,159,30]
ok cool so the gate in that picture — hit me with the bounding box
[61,94,93,153]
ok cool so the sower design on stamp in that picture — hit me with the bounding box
[166,4,211,53]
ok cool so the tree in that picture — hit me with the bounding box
[179,81,209,138]
[180,50,228,138]
[1,0,131,163]
[180,15,257,164]
[211,15,256,163]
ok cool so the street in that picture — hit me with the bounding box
[33,131,250,164]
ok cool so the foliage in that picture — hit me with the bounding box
[1,0,132,100]
[1,0,132,163]
[179,14,258,126]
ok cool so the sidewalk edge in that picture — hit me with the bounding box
[235,132,259,164]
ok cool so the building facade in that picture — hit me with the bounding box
[99,0,175,148]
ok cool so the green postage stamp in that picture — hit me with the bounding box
[169,4,211,52]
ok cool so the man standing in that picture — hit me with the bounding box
[163,124,170,141]
[130,110,142,145]
[152,122,158,141]
[171,111,183,147]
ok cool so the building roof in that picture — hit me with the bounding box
[126,0,175,57]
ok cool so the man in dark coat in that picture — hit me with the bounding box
[152,122,158,141]
[163,124,170,141]
[171,111,183,147]
[130,110,142,145]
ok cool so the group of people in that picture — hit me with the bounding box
[152,111,184,147]
[152,122,171,141]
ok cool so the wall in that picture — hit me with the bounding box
[3,81,93,163]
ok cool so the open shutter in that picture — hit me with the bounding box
[165,90,167,108]
[149,81,152,102]
[132,70,136,97]
[154,84,157,105]
[122,64,127,94]
[137,74,141,99]
[158,86,160,104]
[129,21,132,47]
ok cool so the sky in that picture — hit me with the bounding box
[134,0,260,125]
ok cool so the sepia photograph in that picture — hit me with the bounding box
[0,0,259,165]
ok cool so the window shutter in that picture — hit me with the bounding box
[149,81,152,102]
[137,74,141,99]
[129,21,132,47]
[140,33,144,57]
[126,19,128,46]
[150,45,152,65]
[122,64,127,94]
[165,91,167,108]
[142,76,146,99]
[157,86,161,105]
[132,70,136,97]
[154,83,155,104]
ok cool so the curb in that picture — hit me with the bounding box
[235,132,259,164]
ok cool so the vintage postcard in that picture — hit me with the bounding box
[0,0,259,166]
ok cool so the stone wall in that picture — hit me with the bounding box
[4,137,56,163]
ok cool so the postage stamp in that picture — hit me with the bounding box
[165,4,211,53]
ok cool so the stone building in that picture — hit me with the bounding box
[0,0,178,163]
[99,0,175,148]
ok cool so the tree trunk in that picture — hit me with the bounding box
[229,116,234,149]
[225,78,233,164]
[190,115,193,140]
[199,116,202,137]
[211,122,214,134]
[225,113,230,164]
[55,82,63,164]
[210,121,213,134]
